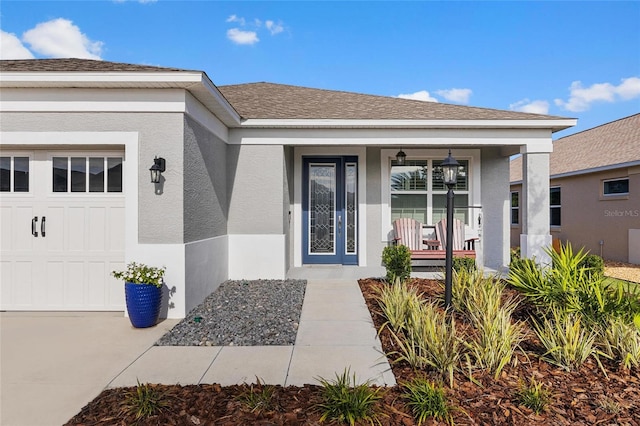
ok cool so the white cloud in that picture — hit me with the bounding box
[22,18,103,59]
[398,90,438,102]
[554,77,640,112]
[509,99,550,114]
[0,30,34,59]
[226,15,246,25]
[435,88,472,104]
[265,20,284,35]
[226,28,259,45]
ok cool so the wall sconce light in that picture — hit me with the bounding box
[395,149,407,165]
[149,157,166,184]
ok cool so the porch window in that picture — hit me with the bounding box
[390,158,469,225]
[511,191,519,225]
[550,187,561,227]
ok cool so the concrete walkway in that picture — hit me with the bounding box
[1,279,394,425]
[109,279,395,387]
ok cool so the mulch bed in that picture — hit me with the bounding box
[66,278,640,426]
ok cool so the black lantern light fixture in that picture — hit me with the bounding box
[149,157,166,184]
[442,150,460,309]
[395,148,407,165]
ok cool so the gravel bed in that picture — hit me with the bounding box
[156,279,306,346]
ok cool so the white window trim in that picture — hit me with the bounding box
[550,186,561,227]
[380,148,481,241]
[602,177,629,196]
[511,191,519,225]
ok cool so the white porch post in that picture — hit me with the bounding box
[520,145,552,265]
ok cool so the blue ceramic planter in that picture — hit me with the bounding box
[125,282,162,328]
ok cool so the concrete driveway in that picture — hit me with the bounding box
[0,312,178,426]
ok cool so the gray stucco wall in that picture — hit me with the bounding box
[481,147,510,270]
[284,146,294,271]
[0,111,185,243]
[227,145,285,234]
[366,147,385,267]
[183,116,227,242]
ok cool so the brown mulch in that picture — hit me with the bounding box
[67,278,640,426]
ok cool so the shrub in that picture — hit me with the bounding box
[452,256,476,273]
[375,278,423,333]
[515,376,551,414]
[316,368,383,426]
[578,253,605,278]
[598,319,640,370]
[236,377,276,414]
[391,301,461,387]
[121,380,170,421]
[403,377,453,425]
[510,247,521,263]
[382,244,412,283]
[534,310,598,371]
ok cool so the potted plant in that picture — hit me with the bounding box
[112,262,166,328]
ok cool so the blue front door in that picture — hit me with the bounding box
[302,157,358,265]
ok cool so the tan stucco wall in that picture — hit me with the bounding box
[511,166,640,263]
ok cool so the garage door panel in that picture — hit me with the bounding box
[89,208,106,251]
[13,261,34,307]
[1,261,13,307]
[109,207,125,251]
[44,207,65,251]
[2,206,35,252]
[67,207,86,252]
[88,262,107,306]
[65,262,85,306]
[46,261,65,307]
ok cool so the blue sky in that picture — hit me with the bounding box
[1,1,639,137]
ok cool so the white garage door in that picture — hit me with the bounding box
[1,150,126,311]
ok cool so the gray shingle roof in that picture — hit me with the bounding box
[0,58,191,72]
[1,58,572,124]
[511,113,640,181]
[218,82,567,121]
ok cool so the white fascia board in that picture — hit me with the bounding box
[0,131,138,146]
[551,160,640,180]
[238,118,577,132]
[0,71,204,85]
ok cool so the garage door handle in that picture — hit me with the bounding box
[32,216,38,237]
[41,216,46,237]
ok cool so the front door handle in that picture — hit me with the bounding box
[337,215,342,235]
[41,216,46,237]
[32,216,38,237]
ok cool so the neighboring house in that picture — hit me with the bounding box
[0,59,575,317]
[510,113,640,264]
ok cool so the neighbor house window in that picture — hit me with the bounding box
[603,178,629,196]
[53,156,123,193]
[550,187,561,227]
[0,156,30,193]
[511,191,519,225]
[390,158,469,225]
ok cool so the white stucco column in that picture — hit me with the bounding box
[520,144,552,265]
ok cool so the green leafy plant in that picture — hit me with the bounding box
[390,301,461,387]
[578,253,604,278]
[515,376,551,414]
[121,380,170,421]
[452,256,476,273]
[375,278,423,333]
[382,244,412,283]
[316,368,383,426]
[236,377,277,414]
[112,262,166,287]
[598,318,640,370]
[534,310,598,371]
[403,377,453,425]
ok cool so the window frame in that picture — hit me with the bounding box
[510,191,519,225]
[602,177,629,197]
[0,154,33,194]
[550,186,561,227]
[380,148,481,240]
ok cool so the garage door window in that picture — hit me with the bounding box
[53,156,123,193]
[0,156,29,192]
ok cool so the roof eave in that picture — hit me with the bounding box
[0,71,242,127]
[237,118,577,131]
